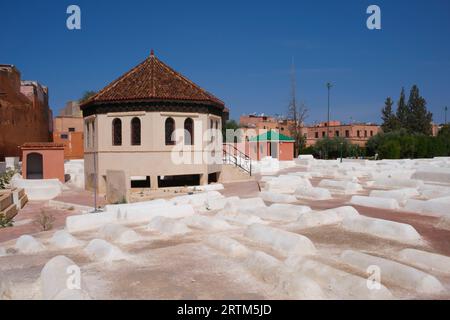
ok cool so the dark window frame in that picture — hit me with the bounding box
[184,118,194,146]
[165,117,176,146]
[131,117,141,146]
[112,118,122,146]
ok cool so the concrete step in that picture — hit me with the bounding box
[219,164,254,183]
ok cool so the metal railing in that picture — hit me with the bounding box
[222,143,252,176]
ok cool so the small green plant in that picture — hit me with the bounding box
[0,169,17,190]
[113,196,127,204]
[0,213,14,228]
[34,209,56,231]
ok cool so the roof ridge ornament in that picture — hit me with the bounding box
[150,49,154,57]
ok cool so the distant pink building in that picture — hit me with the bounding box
[304,121,381,147]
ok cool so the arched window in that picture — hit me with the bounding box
[91,121,95,148]
[86,122,90,147]
[184,118,194,145]
[131,117,141,146]
[165,117,175,145]
[112,118,122,146]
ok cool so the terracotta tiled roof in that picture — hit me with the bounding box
[82,51,225,109]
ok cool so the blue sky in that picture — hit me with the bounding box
[1,0,450,124]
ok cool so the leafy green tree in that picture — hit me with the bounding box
[381,97,399,132]
[399,134,416,158]
[313,137,363,159]
[222,120,242,143]
[437,125,450,155]
[396,88,409,129]
[79,90,97,104]
[406,85,433,135]
[378,140,401,159]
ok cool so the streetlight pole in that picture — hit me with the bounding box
[326,82,333,159]
[91,116,101,213]
[445,106,448,125]
[93,151,97,211]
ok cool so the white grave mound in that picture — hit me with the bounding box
[182,215,232,231]
[84,239,125,262]
[11,178,63,201]
[277,272,325,300]
[15,235,45,254]
[369,189,419,205]
[243,250,284,285]
[146,216,191,236]
[403,197,450,217]
[99,224,142,244]
[245,224,316,257]
[295,186,332,200]
[342,216,422,244]
[253,204,311,222]
[340,250,444,295]
[285,256,393,299]
[205,235,250,258]
[50,230,84,249]
[350,196,400,210]
[437,215,450,231]
[258,192,297,204]
[412,167,450,185]
[264,175,312,194]
[40,255,90,300]
[66,204,195,232]
[318,180,363,194]
[398,249,450,275]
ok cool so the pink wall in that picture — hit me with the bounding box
[279,142,294,161]
[22,148,65,182]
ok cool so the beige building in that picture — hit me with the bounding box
[80,51,228,194]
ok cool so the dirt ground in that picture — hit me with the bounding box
[1,167,450,300]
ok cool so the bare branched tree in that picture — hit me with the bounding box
[288,61,308,157]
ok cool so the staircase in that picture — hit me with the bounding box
[221,144,253,182]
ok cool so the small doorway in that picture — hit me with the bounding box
[27,153,43,179]
[270,142,278,159]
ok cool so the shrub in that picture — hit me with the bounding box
[34,209,56,231]
[0,170,17,190]
[366,127,450,159]
[0,213,14,228]
[378,140,401,159]
[312,137,364,159]
[299,146,315,155]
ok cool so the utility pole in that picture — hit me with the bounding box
[326,82,333,159]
